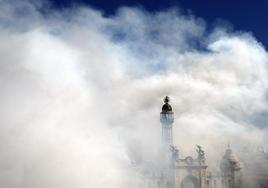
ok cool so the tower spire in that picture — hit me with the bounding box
[160,96,174,147]
[160,96,175,188]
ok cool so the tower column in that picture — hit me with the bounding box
[160,96,175,188]
[160,96,174,149]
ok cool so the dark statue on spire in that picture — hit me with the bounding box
[162,96,172,112]
[170,145,179,161]
[196,145,206,163]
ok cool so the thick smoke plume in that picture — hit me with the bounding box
[0,0,268,187]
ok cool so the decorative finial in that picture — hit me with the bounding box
[162,96,172,112]
[226,143,232,155]
[164,96,170,104]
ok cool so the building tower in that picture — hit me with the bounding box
[160,96,175,188]
[160,96,174,149]
[220,145,242,188]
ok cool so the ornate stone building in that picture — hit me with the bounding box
[159,96,242,188]
[133,96,243,188]
[133,96,268,188]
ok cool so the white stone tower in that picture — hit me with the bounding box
[160,96,175,188]
[160,96,174,149]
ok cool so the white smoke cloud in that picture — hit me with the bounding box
[0,0,268,187]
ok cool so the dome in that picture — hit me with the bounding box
[162,96,172,112]
[220,145,241,172]
[162,103,172,112]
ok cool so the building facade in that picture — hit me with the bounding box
[134,96,243,188]
[133,96,268,188]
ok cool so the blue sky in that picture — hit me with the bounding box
[51,0,268,49]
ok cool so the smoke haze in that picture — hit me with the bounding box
[0,0,268,187]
